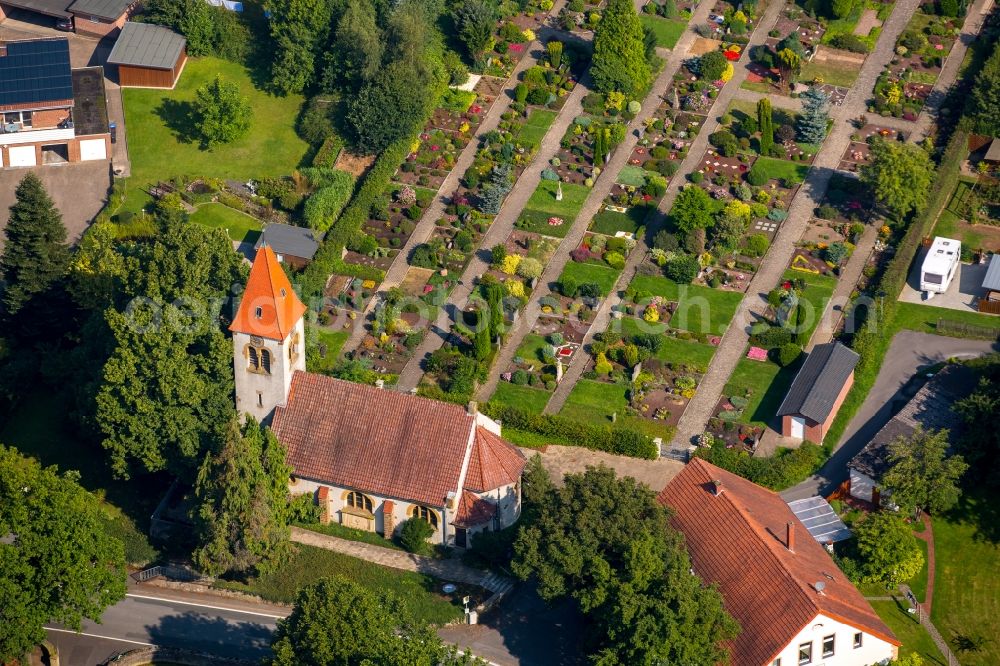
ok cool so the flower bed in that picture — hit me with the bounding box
[396,129,469,190]
[839,123,909,172]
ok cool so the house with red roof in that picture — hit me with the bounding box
[658,458,900,666]
[230,246,526,548]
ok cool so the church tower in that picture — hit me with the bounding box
[230,245,307,424]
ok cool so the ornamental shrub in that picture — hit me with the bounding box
[744,233,770,257]
[749,325,792,348]
[515,83,529,103]
[664,254,700,283]
[517,257,544,279]
[605,251,626,269]
[398,517,434,553]
[302,170,357,231]
[500,254,522,275]
[746,164,769,186]
[773,342,802,367]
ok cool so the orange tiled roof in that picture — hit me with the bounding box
[452,490,497,528]
[658,458,899,666]
[230,245,306,341]
[272,373,518,507]
[464,427,526,492]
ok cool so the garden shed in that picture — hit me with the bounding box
[982,254,1000,302]
[106,22,186,89]
[254,224,320,269]
[776,342,859,442]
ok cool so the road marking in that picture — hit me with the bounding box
[45,627,153,646]
[125,593,286,619]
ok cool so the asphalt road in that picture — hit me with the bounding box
[46,591,284,664]
[781,330,1000,501]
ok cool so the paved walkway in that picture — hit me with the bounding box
[341,3,570,355]
[670,0,923,447]
[808,224,878,348]
[914,513,936,612]
[290,527,514,594]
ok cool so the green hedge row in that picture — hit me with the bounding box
[693,441,828,491]
[299,138,412,298]
[312,135,344,168]
[482,402,659,460]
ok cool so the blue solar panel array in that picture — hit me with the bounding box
[0,39,73,107]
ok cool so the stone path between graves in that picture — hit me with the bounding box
[290,527,514,595]
[670,0,923,447]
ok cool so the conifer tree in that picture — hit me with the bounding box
[797,87,830,144]
[1,173,70,318]
[592,0,652,98]
[757,98,774,155]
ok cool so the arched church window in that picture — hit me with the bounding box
[346,491,373,513]
[260,349,271,374]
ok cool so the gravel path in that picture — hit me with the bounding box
[670,0,923,447]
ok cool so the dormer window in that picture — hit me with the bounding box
[254,306,263,318]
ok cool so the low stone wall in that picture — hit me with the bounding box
[100,646,256,666]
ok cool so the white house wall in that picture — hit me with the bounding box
[850,469,876,504]
[768,613,897,666]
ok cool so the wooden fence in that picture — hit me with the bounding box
[937,318,1000,340]
[977,298,1000,315]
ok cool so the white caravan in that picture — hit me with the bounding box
[920,236,961,297]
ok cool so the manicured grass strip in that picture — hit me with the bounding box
[514,333,550,367]
[892,302,1000,337]
[189,203,262,244]
[560,379,675,440]
[783,268,838,343]
[628,274,743,335]
[870,600,947,665]
[519,180,591,238]
[307,327,349,372]
[615,165,648,187]
[215,544,463,624]
[559,261,621,296]
[722,357,798,426]
[294,521,404,551]
[754,156,811,184]
[639,14,687,49]
[490,382,551,414]
[590,204,649,235]
[931,491,1000,666]
[517,109,559,148]
[800,58,861,88]
[121,56,309,213]
[618,318,717,370]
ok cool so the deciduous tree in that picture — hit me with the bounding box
[965,45,1000,135]
[265,0,337,94]
[860,138,934,220]
[0,445,127,661]
[321,0,384,92]
[192,417,292,576]
[592,0,652,98]
[853,511,924,588]
[194,76,253,147]
[881,427,968,517]
[512,467,738,663]
[670,185,715,234]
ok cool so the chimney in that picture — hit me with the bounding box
[786,522,795,552]
[711,479,724,496]
[467,400,478,416]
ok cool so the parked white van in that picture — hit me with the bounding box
[920,236,961,296]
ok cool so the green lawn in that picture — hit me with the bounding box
[215,543,463,625]
[490,382,552,413]
[1,392,164,566]
[517,109,559,148]
[870,600,947,665]
[723,357,798,426]
[560,379,675,439]
[518,180,592,237]
[639,14,687,49]
[590,204,649,235]
[619,318,717,370]
[784,269,838,343]
[122,56,310,212]
[628,274,743,335]
[892,302,1000,337]
[189,203,262,244]
[559,261,621,296]
[616,165,649,187]
[307,327,350,373]
[754,156,811,184]
[514,333,551,368]
[931,491,1000,665]
[294,521,404,551]
[933,178,988,248]
[800,58,861,88]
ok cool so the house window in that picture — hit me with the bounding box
[822,635,835,658]
[411,505,439,529]
[772,659,781,666]
[346,491,373,513]
[798,642,812,665]
[853,633,863,649]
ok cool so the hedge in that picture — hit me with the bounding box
[694,441,828,490]
[482,402,659,460]
[298,137,412,299]
[303,170,356,232]
[312,135,344,168]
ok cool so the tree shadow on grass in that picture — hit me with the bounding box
[154,99,202,147]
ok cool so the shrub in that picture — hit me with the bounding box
[744,233,770,257]
[490,243,507,266]
[560,277,578,297]
[816,204,839,220]
[605,251,626,269]
[830,34,869,53]
[517,257,544,279]
[512,369,529,385]
[398,517,434,554]
[514,82,529,104]
[653,230,679,251]
[824,241,850,265]
[749,325,792,348]
[527,87,551,106]
[302,170,357,232]
[689,171,704,184]
[665,254,700,283]
[699,50,728,81]
[773,342,802,367]
[746,164,769,186]
[694,440,826,489]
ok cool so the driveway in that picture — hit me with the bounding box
[781,330,999,501]
[0,161,111,247]
[899,247,989,312]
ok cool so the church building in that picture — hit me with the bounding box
[230,246,526,548]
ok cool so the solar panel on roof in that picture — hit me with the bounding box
[0,39,73,107]
[787,496,853,544]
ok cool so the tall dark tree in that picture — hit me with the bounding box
[270,576,485,665]
[193,417,292,576]
[796,86,830,144]
[881,427,968,517]
[758,97,774,155]
[954,355,1000,477]
[860,138,933,220]
[964,42,1000,135]
[592,0,652,98]
[321,0,384,92]
[0,445,127,661]
[265,0,338,94]
[1,173,70,319]
[513,467,738,663]
[454,0,497,60]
